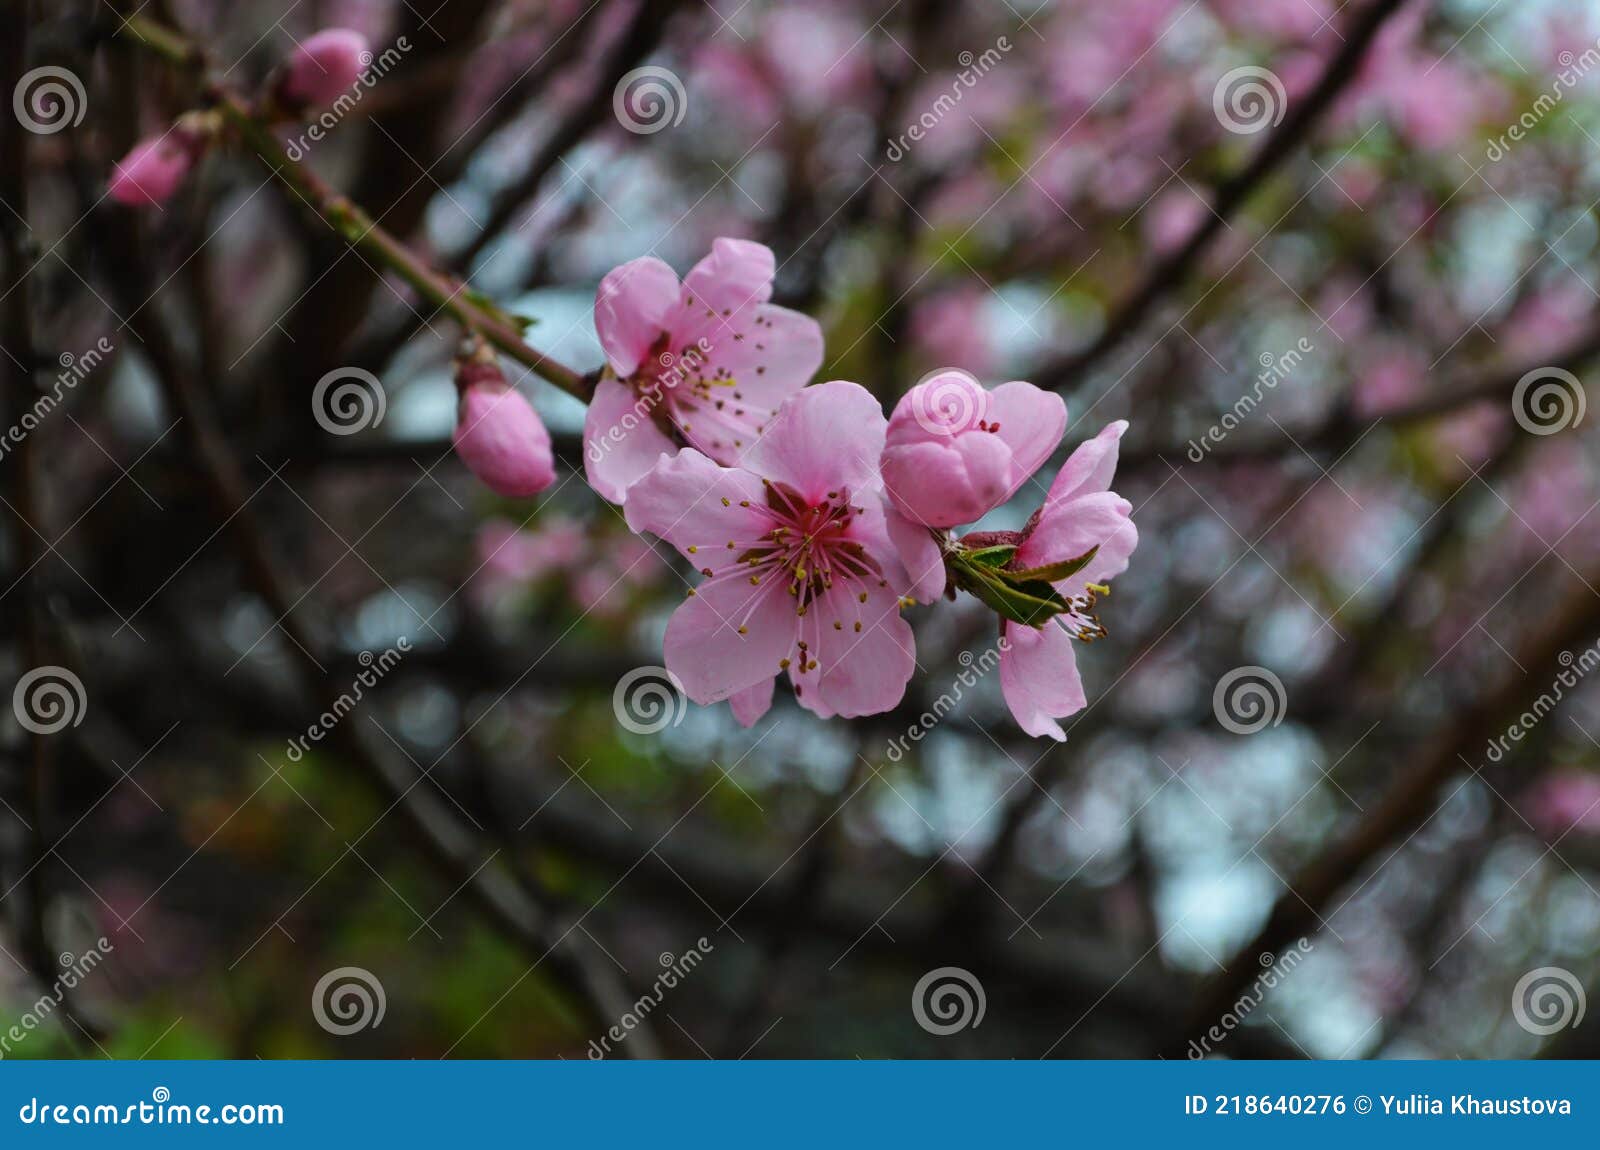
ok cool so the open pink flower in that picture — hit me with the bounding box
[585,238,824,503]
[453,355,556,498]
[889,420,1137,741]
[624,381,914,726]
[997,423,1137,740]
[278,28,370,112]
[881,371,1066,529]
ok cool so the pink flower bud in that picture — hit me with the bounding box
[453,359,556,498]
[278,28,370,112]
[108,134,196,206]
[881,371,1066,528]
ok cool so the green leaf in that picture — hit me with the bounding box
[1006,545,1099,585]
[963,543,1017,569]
[950,554,1072,626]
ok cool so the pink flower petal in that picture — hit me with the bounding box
[729,679,774,727]
[662,575,793,704]
[885,504,947,604]
[678,237,775,318]
[881,434,1014,528]
[675,307,823,403]
[794,583,916,718]
[1000,621,1086,741]
[622,448,770,559]
[741,380,886,501]
[1048,420,1128,504]
[583,374,678,503]
[1014,491,1135,574]
[988,380,1067,496]
[595,257,681,378]
[1078,513,1138,587]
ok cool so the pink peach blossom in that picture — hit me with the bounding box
[624,382,914,725]
[890,420,1137,741]
[279,28,370,112]
[881,371,1066,530]
[999,422,1137,740]
[108,133,198,206]
[453,358,556,498]
[585,238,824,504]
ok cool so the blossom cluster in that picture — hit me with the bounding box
[99,27,1137,740]
[465,237,1136,740]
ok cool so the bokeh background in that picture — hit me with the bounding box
[4,0,1600,1059]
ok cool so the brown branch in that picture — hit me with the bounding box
[1117,319,1600,473]
[1,0,97,1048]
[1176,561,1600,1054]
[118,14,596,403]
[85,175,657,1057]
[452,0,680,271]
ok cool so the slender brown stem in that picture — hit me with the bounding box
[118,14,596,403]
